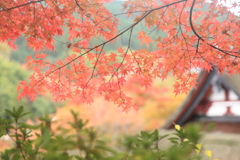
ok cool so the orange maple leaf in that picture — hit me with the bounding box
[137,30,153,48]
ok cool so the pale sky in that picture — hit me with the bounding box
[114,0,240,15]
[217,0,240,15]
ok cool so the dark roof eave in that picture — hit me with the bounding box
[162,69,217,129]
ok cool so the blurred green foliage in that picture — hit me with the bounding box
[0,106,218,160]
[0,56,58,120]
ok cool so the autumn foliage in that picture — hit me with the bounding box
[1,0,240,111]
[53,77,185,135]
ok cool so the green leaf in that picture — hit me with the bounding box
[151,129,158,141]
[159,134,169,141]
[19,122,40,130]
[16,106,24,117]
[5,109,14,117]
[140,131,150,139]
[19,112,31,118]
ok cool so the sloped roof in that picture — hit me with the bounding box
[221,73,240,96]
[163,68,240,129]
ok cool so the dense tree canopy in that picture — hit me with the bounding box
[0,0,240,111]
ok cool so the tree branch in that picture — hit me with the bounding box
[36,0,187,84]
[0,0,45,12]
[189,0,240,58]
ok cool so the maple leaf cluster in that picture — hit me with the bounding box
[1,0,240,111]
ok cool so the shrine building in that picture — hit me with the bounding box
[163,68,240,133]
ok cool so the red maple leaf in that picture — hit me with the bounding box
[0,0,239,112]
[137,30,153,48]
